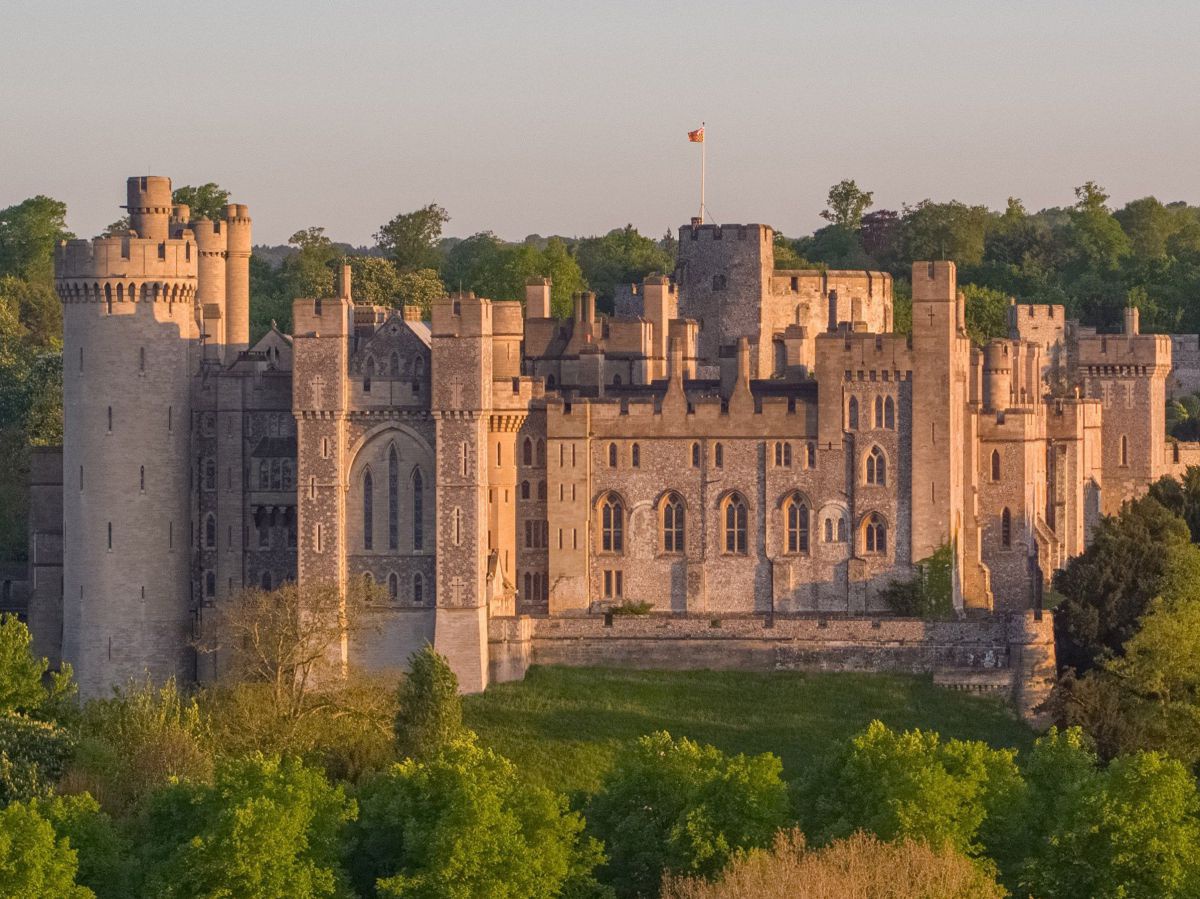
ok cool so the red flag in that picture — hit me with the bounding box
[688,127,704,143]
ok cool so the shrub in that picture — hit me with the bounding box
[882,543,954,619]
[586,731,790,897]
[662,829,1005,899]
[0,713,73,804]
[610,600,654,617]
[0,800,93,898]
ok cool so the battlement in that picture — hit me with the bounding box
[432,291,493,338]
[1011,303,1064,325]
[771,269,893,296]
[912,260,957,302]
[55,236,198,281]
[1074,330,1172,370]
[678,223,772,243]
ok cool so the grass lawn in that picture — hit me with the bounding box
[464,665,1033,798]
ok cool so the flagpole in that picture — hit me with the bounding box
[699,121,706,223]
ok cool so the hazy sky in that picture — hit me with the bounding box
[3,1,1198,245]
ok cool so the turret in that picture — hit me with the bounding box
[191,218,228,355]
[125,176,172,242]
[983,341,1012,413]
[224,203,252,356]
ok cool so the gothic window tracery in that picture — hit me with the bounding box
[661,493,685,554]
[722,493,748,554]
[600,494,624,554]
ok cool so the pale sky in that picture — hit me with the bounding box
[2,1,1197,245]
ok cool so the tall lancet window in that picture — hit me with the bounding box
[388,445,399,550]
[412,467,424,550]
[363,469,374,550]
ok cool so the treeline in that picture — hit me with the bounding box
[0,607,1197,898]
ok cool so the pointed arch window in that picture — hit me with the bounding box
[848,396,859,430]
[864,513,887,554]
[363,356,375,392]
[662,493,685,554]
[205,571,215,598]
[691,442,701,468]
[824,517,833,543]
[866,446,886,486]
[785,494,809,554]
[413,573,424,604]
[412,466,424,550]
[885,396,895,429]
[204,513,216,549]
[714,443,725,468]
[991,449,1001,482]
[388,445,399,550]
[523,437,533,466]
[608,443,618,468]
[723,494,748,554]
[363,469,374,550]
[388,572,399,601]
[874,395,884,428]
[600,494,624,553]
[521,480,530,500]
[536,440,546,466]
[631,443,641,468]
[1001,507,1012,548]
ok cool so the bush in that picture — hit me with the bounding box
[610,600,654,617]
[586,731,790,897]
[662,829,1005,899]
[350,736,601,899]
[881,544,954,619]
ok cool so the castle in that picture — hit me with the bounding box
[25,176,1191,703]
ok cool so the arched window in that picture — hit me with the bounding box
[866,446,886,486]
[838,517,847,543]
[723,494,748,554]
[600,494,624,553]
[536,440,545,466]
[864,513,887,554]
[205,571,215,598]
[774,442,783,467]
[807,442,816,468]
[413,573,424,604]
[204,513,216,549]
[662,493,685,554]
[1121,435,1129,466]
[608,443,618,468]
[523,438,533,466]
[991,450,1001,482]
[388,572,399,601]
[785,494,809,554]
[1001,508,1012,548]
[363,356,375,392]
[885,396,895,429]
[714,443,724,468]
[363,469,374,550]
[521,480,530,500]
[874,395,884,428]
[260,570,272,590]
[537,480,547,501]
[691,443,701,468]
[824,518,833,543]
[388,445,399,550]
[848,396,859,430]
[412,467,424,550]
[631,443,640,468]
[783,443,793,467]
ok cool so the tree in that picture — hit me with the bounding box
[394,647,465,761]
[961,284,1011,345]
[195,581,376,721]
[350,736,601,899]
[1005,728,1200,899]
[0,196,73,286]
[901,200,991,267]
[249,254,292,339]
[804,720,1022,858]
[1064,181,1130,272]
[586,731,789,897]
[662,829,1005,899]
[0,273,61,347]
[0,614,72,716]
[0,800,94,898]
[375,204,450,272]
[66,678,210,815]
[820,179,874,230]
[1150,465,1200,541]
[440,233,585,316]
[171,183,231,223]
[347,256,402,307]
[1115,196,1175,260]
[393,268,445,319]
[573,226,673,309]
[135,754,356,899]
[771,234,809,269]
[282,228,339,300]
[1053,496,1200,673]
[33,793,128,899]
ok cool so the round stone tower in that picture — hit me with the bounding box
[56,175,199,696]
